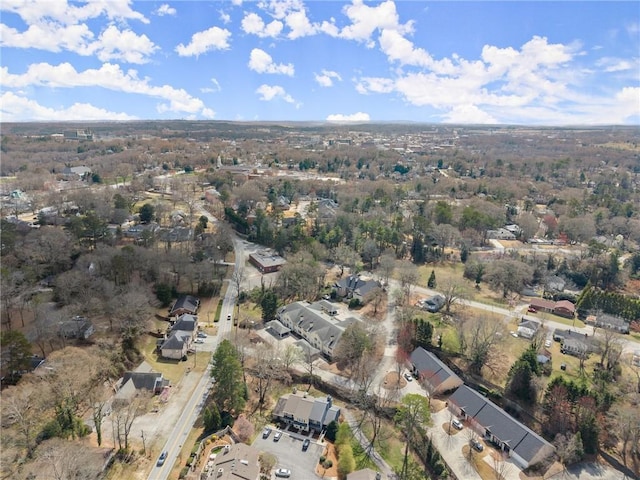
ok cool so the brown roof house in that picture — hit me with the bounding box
[448,385,555,469]
[409,347,463,395]
[205,443,260,480]
[529,298,575,318]
[249,250,286,273]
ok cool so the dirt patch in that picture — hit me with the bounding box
[442,423,462,435]
[430,398,448,412]
[315,442,339,478]
[381,371,406,390]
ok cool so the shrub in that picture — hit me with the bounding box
[323,460,333,469]
[319,455,326,464]
[179,467,189,479]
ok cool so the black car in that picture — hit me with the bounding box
[302,438,310,451]
[157,451,168,466]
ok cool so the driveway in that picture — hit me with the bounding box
[252,427,323,479]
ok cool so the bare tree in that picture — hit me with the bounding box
[246,343,290,414]
[397,261,418,305]
[491,450,513,480]
[440,279,467,315]
[1,382,46,457]
[111,394,149,451]
[465,316,504,376]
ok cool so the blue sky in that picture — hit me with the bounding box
[1,0,638,125]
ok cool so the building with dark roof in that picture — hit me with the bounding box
[205,443,260,480]
[276,301,357,359]
[334,275,381,303]
[58,316,94,340]
[448,385,555,469]
[169,295,200,317]
[272,391,340,433]
[160,313,198,360]
[409,347,463,395]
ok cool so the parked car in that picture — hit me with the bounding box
[527,307,537,313]
[273,431,282,442]
[403,372,413,382]
[197,332,207,338]
[194,338,204,344]
[275,468,291,478]
[470,439,484,452]
[262,427,271,439]
[302,438,310,451]
[227,314,231,321]
[157,451,167,466]
[451,419,463,430]
[544,339,552,348]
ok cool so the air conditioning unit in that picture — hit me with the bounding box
[217,467,224,477]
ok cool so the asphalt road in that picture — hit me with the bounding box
[146,237,244,480]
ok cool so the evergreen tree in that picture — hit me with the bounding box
[210,340,246,413]
[260,289,279,323]
[203,403,221,432]
[427,270,437,288]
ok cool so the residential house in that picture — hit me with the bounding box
[169,295,200,317]
[585,313,630,334]
[61,165,92,178]
[552,329,593,358]
[486,228,517,240]
[272,392,340,433]
[265,320,291,338]
[205,443,260,480]
[528,298,575,318]
[58,316,94,340]
[160,313,198,360]
[517,319,541,340]
[276,301,356,359]
[249,250,287,273]
[334,275,381,303]
[448,385,555,469]
[553,300,575,318]
[115,361,170,402]
[417,295,445,313]
[409,347,463,395]
[528,298,555,314]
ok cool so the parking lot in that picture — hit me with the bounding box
[252,427,323,479]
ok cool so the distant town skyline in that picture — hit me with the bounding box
[1,1,639,125]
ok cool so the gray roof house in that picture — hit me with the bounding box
[448,385,555,469]
[517,319,541,340]
[334,275,381,302]
[58,316,94,340]
[160,313,198,360]
[115,361,170,402]
[276,301,357,359]
[272,392,340,433]
[169,295,200,317]
[552,329,594,357]
[409,347,462,395]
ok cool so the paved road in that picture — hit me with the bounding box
[147,237,242,480]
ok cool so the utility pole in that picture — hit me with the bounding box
[141,430,146,456]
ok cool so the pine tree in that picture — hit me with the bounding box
[428,270,437,288]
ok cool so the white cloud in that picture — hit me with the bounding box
[220,11,231,24]
[201,78,221,93]
[94,25,158,64]
[1,62,215,118]
[248,48,294,75]
[255,84,294,103]
[1,0,149,25]
[284,8,316,39]
[596,57,637,73]
[314,70,342,87]
[156,4,176,16]
[337,0,413,47]
[326,112,370,123]
[0,6,157,64]
[0,91,137,121]
[175,26,231,57]
[241,12,283,38]
[441,105,497,124]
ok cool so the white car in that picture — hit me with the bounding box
[451,419,463,430]
[544,339,552,348]
[404,372,413,382]
[275,468,291,478]
[194,338,204,344]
